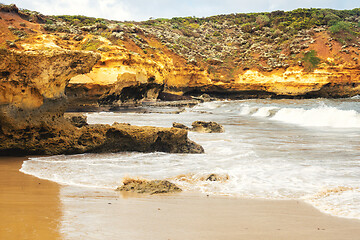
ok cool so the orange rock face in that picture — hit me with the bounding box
[0,49,101,109]
[1,6,360,99]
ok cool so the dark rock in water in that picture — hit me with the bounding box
[205,174,229,182]
[0,122,204,155]
[172,122,190,130]
[172,121,224,133]
[86,122,204,154]
[191,121,225,133]
[206,174,219,181]
[116,179,182,195]
[64,113,88,128]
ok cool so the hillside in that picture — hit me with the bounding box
[1,3,360,105]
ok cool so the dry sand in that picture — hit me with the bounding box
[1,157,360,240]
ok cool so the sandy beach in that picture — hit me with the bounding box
[1,157,360,240]
[0,157,61,240]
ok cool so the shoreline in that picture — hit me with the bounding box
[2,157,360,239]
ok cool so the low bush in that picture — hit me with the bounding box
[302,50,321,72]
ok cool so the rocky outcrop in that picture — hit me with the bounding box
[0,121,204,155]
[0,49,100,130]
[173,121,225,133]
[191,121,225,133]
[0,49,203,155]
[116,179,182,194]
[80,123,204,154]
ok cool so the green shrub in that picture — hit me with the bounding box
[330,21,358,44]
[256,15,270,27]
[302,50,320,72]
[330,21,353,34]
[323,12,341,25]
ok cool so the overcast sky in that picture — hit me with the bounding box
[2,0,359,21]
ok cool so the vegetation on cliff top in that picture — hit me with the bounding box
[1,4,360,76]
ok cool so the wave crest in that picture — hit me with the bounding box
[239,104,360,128]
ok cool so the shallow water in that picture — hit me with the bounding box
[21,98,360,219]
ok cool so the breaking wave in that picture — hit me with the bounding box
[238,104,360,128]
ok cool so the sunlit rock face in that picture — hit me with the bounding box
[0,49,203,155]
[0,49,101,130]
[2,4,360,100]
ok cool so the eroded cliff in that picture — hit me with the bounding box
[1,4,360,104]
[0,48,203,155]
[0,49,100,130]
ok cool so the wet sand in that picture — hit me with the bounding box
[2,157,360,240]
[0,157,61,240]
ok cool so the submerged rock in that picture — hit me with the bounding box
[116,179,182,195]
[191,121,224,133]
[172,121,225,133]
[205,174,229,182]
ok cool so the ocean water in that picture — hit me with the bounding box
[20,98,360,220]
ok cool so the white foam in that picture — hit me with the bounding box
[19,99,360,220]
[252,106,278,117]
[271,106,360,128]
[237,103,360,129]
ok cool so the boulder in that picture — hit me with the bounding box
[191,121,224,133]
[116,179,182,195]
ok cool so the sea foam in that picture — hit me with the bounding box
[238,104,360,128]
[20,99,360,220]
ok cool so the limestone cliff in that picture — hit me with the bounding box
[0,49,100,130]
[1,4,360,102]
[0,48,203,155]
